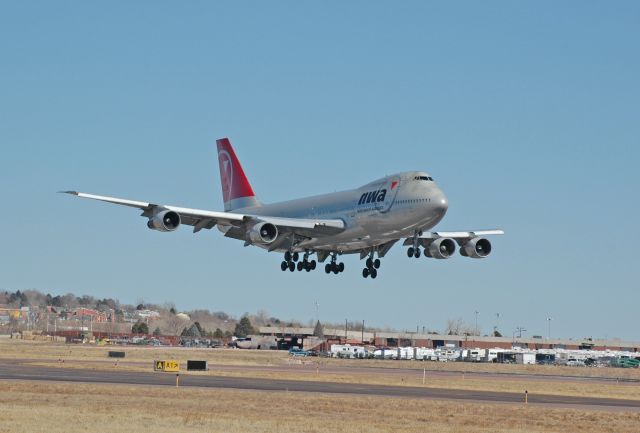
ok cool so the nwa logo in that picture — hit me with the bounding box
[358,189,387,205]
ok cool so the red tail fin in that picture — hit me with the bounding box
[216,138,260,211]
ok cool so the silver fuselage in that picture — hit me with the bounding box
[234,171,448,253]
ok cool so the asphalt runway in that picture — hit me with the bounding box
[1,360,638,410]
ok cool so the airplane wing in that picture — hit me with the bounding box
[61,191,345,239]
[402,230,504,246]
[402,229,503,258]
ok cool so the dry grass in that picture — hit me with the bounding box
[1,381,639,433]
[2,339,640,401]
[3,339,639,380]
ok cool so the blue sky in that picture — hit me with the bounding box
[1,2,638,340]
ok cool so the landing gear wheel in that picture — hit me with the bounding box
[414,248,421,258]
[362,268,369,278]
[310,260,316,270]
[370,268,378,279]
[288,262,295,272]
[297,262,303,271]
[366,258,373,269]
[407,247,414,258]
[292,252,299,262]
[281,261,288,271]
[305,262,311,272]
[374,259,380,269]
[338,262,345,272]
[284,251,291,262]
[325,264,331,274]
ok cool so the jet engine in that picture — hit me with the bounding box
[247,222,278,244]
[425,237,456,259]
[147,210,181,232]
[460,237,492,258]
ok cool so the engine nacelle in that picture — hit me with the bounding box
[425,237,456,259]
[247,222,278,244]
[147,210,181,232]
[460,237,492,258]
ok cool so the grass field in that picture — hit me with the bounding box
[2,381,640,433]
[2,339,639,401]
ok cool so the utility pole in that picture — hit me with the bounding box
[474,311,479,336]
[495,313,500,336]
[547,317,552,340]
[314,301,319,323]
[345,319,347,341]
[362,320,365,344]
[516,327,526,338]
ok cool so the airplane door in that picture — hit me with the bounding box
[379,176,400,213]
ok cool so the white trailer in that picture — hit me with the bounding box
[465,349,486,362]
[515,352,536,365]
[415,347,437,361]
[331,344,368,359]
[484,348,505,363]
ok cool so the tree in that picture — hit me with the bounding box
[313,320,324,338]
[136,304,145,310]
[132,321,149,334]
[234,316,256,338]
[493,330,503,337]
[153,327,162,336]
[181,323,202,338]
[213,328,224,338]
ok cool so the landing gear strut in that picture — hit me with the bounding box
[407,230,422,258]
[324,252,344,275]
[362,250,380,279]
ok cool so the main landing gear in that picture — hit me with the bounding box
[281,251,316,272]
[324,252,344,275]
[407,230,422,258]
[362,251,381,279]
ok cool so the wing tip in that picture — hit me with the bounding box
[58,190,79,195]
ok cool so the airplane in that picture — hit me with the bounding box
[62,137,503,279]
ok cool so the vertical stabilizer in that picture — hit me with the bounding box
[216,138,261,211]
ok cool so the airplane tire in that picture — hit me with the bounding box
[370,268,378,279]
[362,268,369,278]
[285,251,291,262]
[366,258,373,269]
[415,249,421,258]
[338,262,345,272]
[407,247,414,257]
[310,260,316,270]
[374,259,381,269]
[325,264,331,274]
[289,262,295,272]
[297,262,303,271]
[281,261,288,271]
[292,252,299,262]
[305,263,311,272]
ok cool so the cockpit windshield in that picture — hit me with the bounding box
[414,175,433,181]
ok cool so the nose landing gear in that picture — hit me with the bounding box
[407,230,422,258]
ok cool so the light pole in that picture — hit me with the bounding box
[547,317,552,340]
[494,313,500,336]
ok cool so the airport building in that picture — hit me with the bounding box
[258,326,640,353]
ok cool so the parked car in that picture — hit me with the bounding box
[288,347,310,357]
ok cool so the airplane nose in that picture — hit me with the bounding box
[435,191,448,215]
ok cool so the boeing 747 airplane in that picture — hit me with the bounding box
[62,138,503,278]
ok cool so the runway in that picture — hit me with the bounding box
[1,360,638,410]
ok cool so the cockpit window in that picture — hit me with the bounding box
[414,176,433,181]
